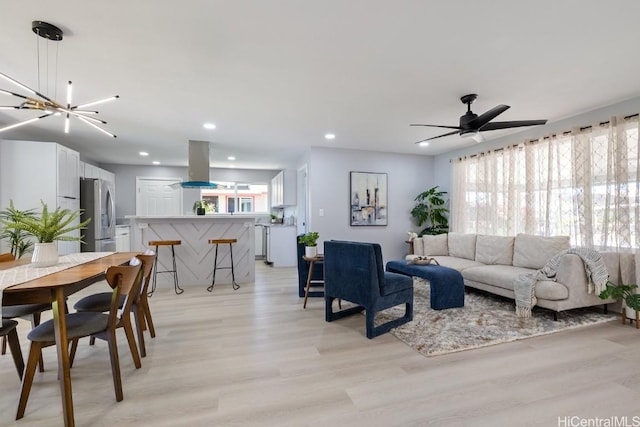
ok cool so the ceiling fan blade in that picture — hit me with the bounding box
[410,124,462,130]
[468,104,510,129]
[414,130,460,144]
[479,120,547,131]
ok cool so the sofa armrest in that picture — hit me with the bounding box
[555,253,616,304]
[555,254,589,292]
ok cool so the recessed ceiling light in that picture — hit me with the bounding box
[324,133,336,140]
[229,165,235,168]
[227,156,235,161]
[152,161,160,165]
[418,141,430,147]
[203,123,216,130]
[139,151,149,156]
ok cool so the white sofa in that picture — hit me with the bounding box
[408,233,634,315]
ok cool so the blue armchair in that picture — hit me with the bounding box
[324,241,413,339]
[297,234,324,298]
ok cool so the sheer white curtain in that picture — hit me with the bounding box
[451,115,640,251]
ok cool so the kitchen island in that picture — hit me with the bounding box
[126,215,256,288]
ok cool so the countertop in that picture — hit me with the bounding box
[126,214,258,219]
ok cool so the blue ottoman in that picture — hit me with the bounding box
[385,260,464,310]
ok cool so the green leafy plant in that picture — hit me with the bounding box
[410,186,449,236]
[3,200,91,244]
[298,231,319,247]
[193,200,213,213]
[0,200,37,258]
[599,281,640,312]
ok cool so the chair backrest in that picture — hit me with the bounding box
[0,253,15,262]
[105,263,142,325]
[324,241,383,303]
[135,252,156,296]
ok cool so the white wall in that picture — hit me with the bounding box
[433,95,640,195]
[306,146,433,261]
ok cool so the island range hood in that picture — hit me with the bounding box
[172,140,218,189]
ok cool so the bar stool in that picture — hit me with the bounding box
[207,238,240,291]
[148,240,184,296]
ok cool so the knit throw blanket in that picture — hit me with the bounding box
[513,247,609,318]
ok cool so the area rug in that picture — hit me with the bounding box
[376,278,617,357]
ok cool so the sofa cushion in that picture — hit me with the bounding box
[448,233,477,260]
[462,264,569,300]
[462,264,535,291]
[422,234,448,256]
[475,235,515,265]
[430,256,485,272]
[512,234,570,270]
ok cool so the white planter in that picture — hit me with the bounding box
[31,242,59,268]
[305,246,318,258]
[625,305,638,320]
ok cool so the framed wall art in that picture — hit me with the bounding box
[350,171,387,226]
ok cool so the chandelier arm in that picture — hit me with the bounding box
[73,95,119,110]
[64,109,107,124]
[0,72,59,105]
[77,116,116,138]
[0,113,53,132]
[0,88,30,101]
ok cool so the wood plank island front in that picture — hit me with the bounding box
[126,215,256,288]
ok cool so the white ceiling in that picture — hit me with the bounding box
[2,1,640,169]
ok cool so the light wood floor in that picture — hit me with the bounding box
[1,261,640,426]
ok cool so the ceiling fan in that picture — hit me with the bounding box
[411,94,547,144]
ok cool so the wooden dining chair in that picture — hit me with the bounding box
[0,252,50,372]
[71,251,157,357]
[0,320,24,380]
[16,262,142,419]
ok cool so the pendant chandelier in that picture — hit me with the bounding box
[0,21,118,138]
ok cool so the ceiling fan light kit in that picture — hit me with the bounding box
[0,21,119,137]
[412,93,547,145]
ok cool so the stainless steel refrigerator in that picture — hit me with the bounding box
[80,178,116,252]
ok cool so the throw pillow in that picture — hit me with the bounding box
[512,234,570,269]
[422,233,448,256]
[407,256,440,266]
[475,235,515,265]
[448,232,477,260]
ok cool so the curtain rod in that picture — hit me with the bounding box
[450,113,639,163]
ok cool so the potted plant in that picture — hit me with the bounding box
[0,200,37,259]
[4,200,91,267]
[298,231,320,258]
[410,186,449,236]
[599,281,640,326]
[193,200,210,216]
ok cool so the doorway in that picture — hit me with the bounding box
[297,165,308,235]
[136,177,183,215]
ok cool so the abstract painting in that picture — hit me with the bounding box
[350,171,387,226]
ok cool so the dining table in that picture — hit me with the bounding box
[0,251,138,427]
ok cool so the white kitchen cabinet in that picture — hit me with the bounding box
[57,145,80,198]
[115,226,131,252]
[271,169,296,207]
[83,162,113,183]
[0,140,80,255]
[267,225,297,267]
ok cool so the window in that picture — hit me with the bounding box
[451,116,640,251]
[200,182,268,213]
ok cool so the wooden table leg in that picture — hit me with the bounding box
[52,287,75,427]
[303,261,315,309]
